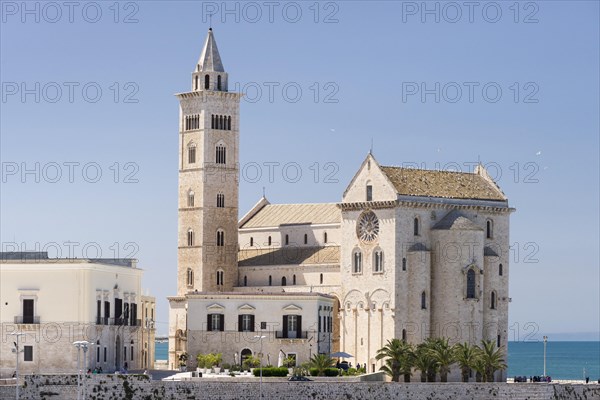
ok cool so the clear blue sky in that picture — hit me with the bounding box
[1,1,598,339]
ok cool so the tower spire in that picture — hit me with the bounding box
[197,28,225,72]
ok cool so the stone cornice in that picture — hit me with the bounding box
[175,90,243,100]
[339,200,515,214]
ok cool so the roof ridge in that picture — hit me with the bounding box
[381,165,478,175]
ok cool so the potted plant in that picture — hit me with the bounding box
[211,353,223,374]
[283,356,296,375]
[243,355,261,373]
[196,353,206,374]
[222,362,231,375]
[178,353,188,372]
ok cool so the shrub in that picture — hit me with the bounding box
[323,368,340,377]
[252,367,289,377]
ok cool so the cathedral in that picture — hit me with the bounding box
[168,29,514,382]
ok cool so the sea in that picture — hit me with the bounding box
[154,341,600,380]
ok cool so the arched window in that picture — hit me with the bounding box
[204,74,210,89]
[402,329,407,342]
[324,232,328,243]
[211,114,215,129]
[250,237,254,247]
[268,236,272,246]
[216,229,225,247]
[421,291,427,309]
[374,250,383,273]
[187,229,194,246]
[194,75,198,90]
[217,193,225,208]
[490,291,497,309]
[366,184,373,201]
[216,270,224,286]
[188,144,196,164]
[188,190,195,207]
[402,257,407,271]
[466,269,476,299]
[414,217,420,236]
[353,250,362,274]
[499,263,503,276]
[216,144,226,164]
[285,234,289,245]
[304,234,308,245]
[292,274,296,285]
[186,268,193,287]
[227,116,231,130]
[243,275,247,286]
[281,277,287,286]
[217,75,222,91]
[486,220,493,239]
[268,275,272,286]
[320,273,323,284]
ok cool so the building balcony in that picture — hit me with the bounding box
[275,331,308,339]
[14,316,40,324]
[108,317,141,326]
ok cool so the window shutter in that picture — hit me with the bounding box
[207,314,213,331]
[104,301,110,319]
[249,315,255,332]
[282,315,288,338]
[219,314,225,331]
[296,316,302,338]
[238,315,243,332]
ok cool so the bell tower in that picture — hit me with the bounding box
[176,28,241,295]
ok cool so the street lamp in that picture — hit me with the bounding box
[10,332,25,400]
[73,341,93,400]
[254,335,266,399]
[543,336,548,378]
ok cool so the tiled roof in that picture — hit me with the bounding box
[240,203,340,229]
[433,210,482,231]
[238,246,340,267]
[380,166,506,201]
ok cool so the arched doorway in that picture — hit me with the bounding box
[240,348,252,367]
[115,335,121,370]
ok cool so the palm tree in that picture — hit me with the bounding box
[376,338,408,382]
[479,339,507,382]
[308,353,335,376]
[414,342,437,382]
[428,338,454,382]
[453,342,479,382]
[399,344,415,382]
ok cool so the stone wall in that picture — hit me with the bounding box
[1,375,599,400]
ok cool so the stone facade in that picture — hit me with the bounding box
[1,375,599,400]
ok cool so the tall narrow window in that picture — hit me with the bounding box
[243,276,247,286]
[374,250,383,273]
[24,346,33,362]
[211,114,215,129]
[281,277,287,286]
[486,220,493,239]
[217,270,224,286]
[227,116,231,130]
[499,264,503,276]
[217,193,225,208]
[353,251,362,274]
[324,232,328,243]
[217,75,222,91]
[194,75,198,90]
[285,235,289,245]
[216,230,224,247]
[216,144,226,164]
[421,291,427,309]
[366,185,373,201]
[293,274,296,285]
[96,342,100,362]
[187,268,193,287]
[188,144,196,164]
[497,335,501,348]
[239,314,255,332]
[268,236,272,246]
[23,299,34,324]
[490,291,497,309]
[268,275,272,286]
[304,234,308,244]
[208,314,224,332]
[187,229,194,246]
[188,191,195,207]
[402,329,407,342]
[204,74,210,90]
[320,273,323,284]
[466,269,476,299]
[402,257,407,271]
[250,237,254,247]
[414,217,420,236]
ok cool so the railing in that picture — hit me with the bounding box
[106,318,141,326]
[96,317,109,325]
[14,316,40,324]
[275,331,308,339]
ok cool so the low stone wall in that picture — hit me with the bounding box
[0,375,599,400]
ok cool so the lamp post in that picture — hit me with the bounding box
[254,335,266,399]
[543,336,548,378]
[10,332,25,400]
[73,341,93,400]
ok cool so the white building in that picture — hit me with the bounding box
[169,29,514,381]
[0,252,156,377]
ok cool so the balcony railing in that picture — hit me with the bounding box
[96,316,109,325]
[104,317,141,326]
[14,316,40,324]
[275,331,308,339]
